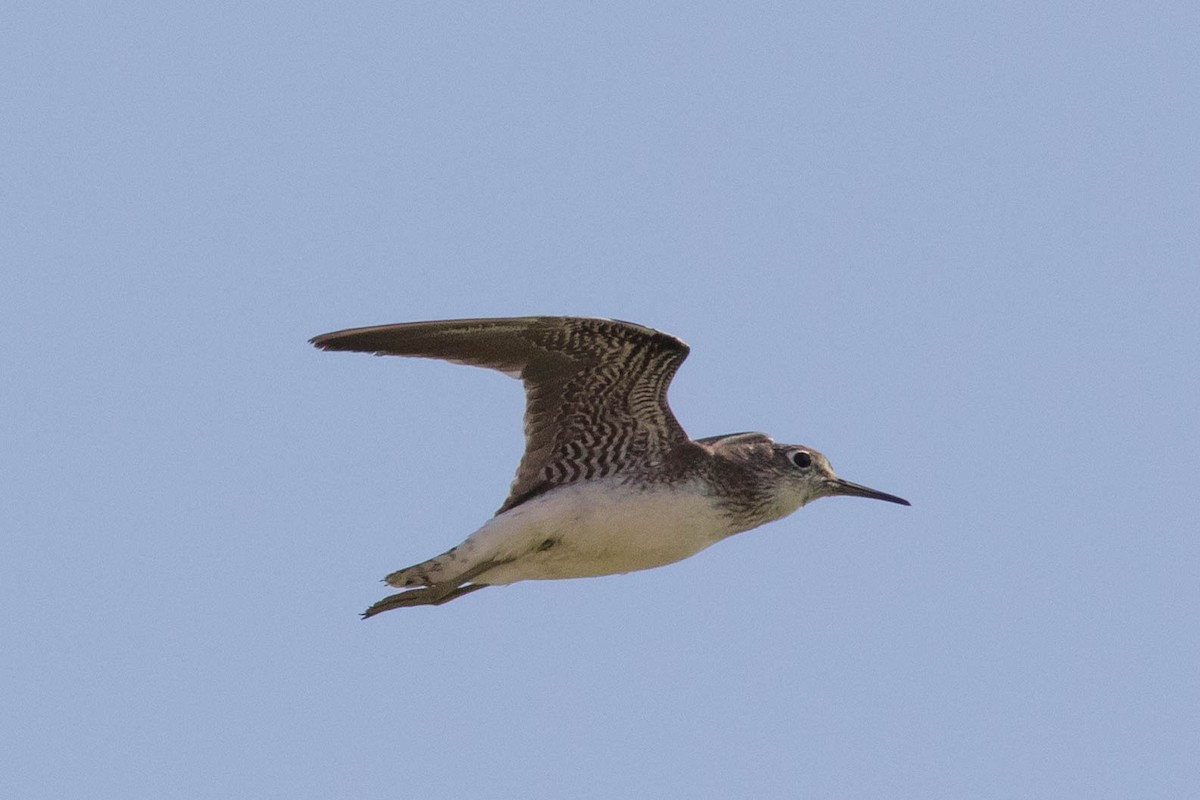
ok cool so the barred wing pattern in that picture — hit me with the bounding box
[310,316,693,513]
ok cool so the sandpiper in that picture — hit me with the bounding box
[311,316,909,617]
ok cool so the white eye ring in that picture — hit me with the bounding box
[790,451,812,469]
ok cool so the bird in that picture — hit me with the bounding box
[310,316,909,617]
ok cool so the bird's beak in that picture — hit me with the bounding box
[826,477,910,506]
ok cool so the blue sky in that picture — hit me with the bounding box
[4,3,1198,797]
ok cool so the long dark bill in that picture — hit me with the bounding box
[828,478,911,506]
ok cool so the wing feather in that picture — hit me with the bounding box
[311,316,693,512]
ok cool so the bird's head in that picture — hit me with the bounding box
[767,442,910,513]
[701,432,910,522]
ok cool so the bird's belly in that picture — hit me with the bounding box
[469,480,730,584]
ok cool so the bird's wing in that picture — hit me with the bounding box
[311,316,693,513]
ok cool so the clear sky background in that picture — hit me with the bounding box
[4,3,1198,798]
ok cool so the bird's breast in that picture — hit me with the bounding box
[469,478,735,583]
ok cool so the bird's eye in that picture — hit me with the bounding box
[790,451,812,469]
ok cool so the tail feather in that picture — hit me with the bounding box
[384,547,464,588]
[364,554,508,618]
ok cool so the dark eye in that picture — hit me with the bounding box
[790,451,812,468]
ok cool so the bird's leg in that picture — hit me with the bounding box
[360,558,508,618]
[361,583,488,617]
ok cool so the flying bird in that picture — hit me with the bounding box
[311,316,909,617]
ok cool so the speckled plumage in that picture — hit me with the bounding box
[311,316,909,617]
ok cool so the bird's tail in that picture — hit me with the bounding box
[365,547,500,618]
[384,545,477,588]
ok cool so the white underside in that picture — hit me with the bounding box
[457,478,735,585]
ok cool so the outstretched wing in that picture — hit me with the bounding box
[310,316,693,513]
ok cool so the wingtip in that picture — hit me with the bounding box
[309,333,336,350]
[310,332,368,353]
